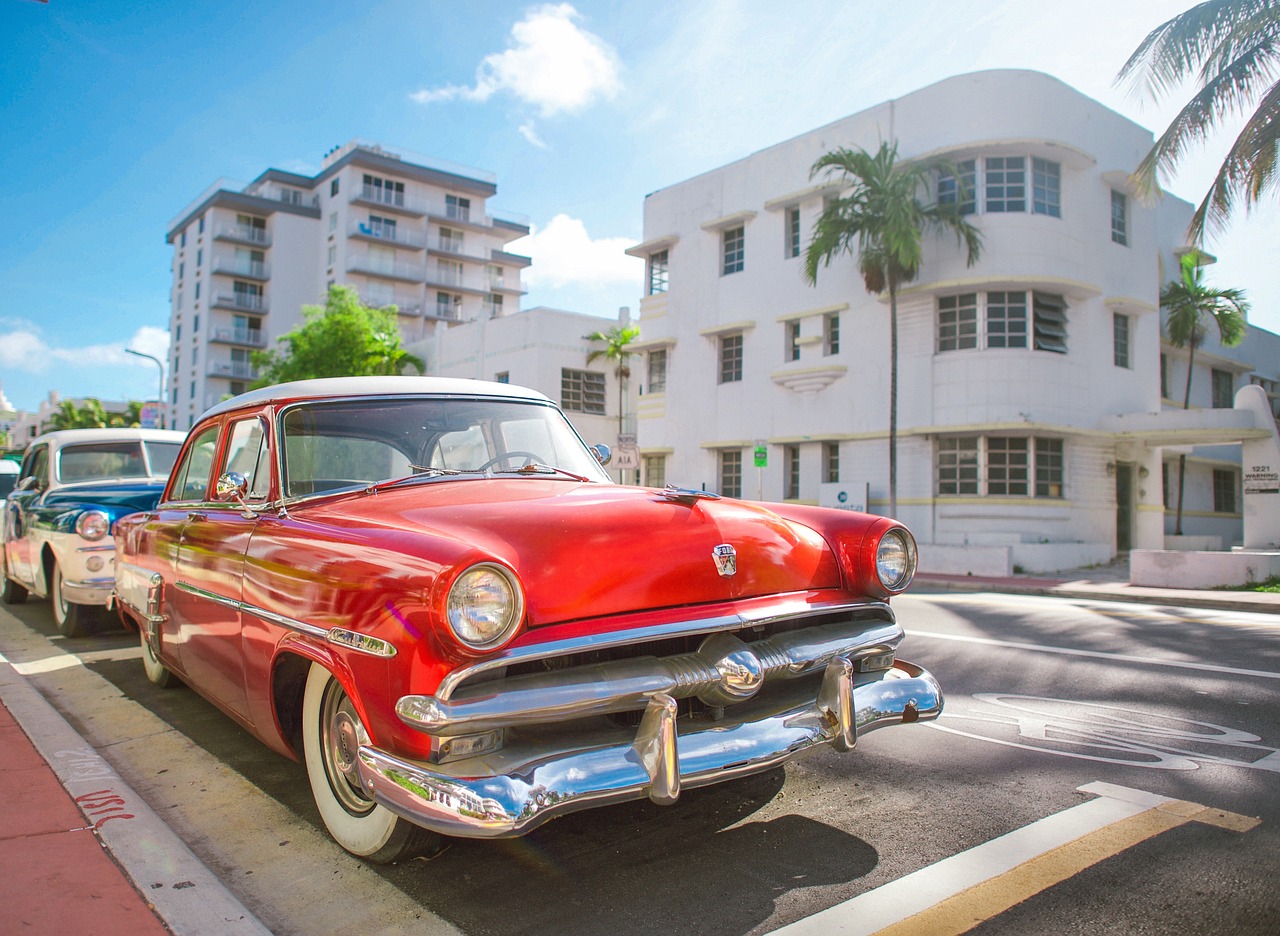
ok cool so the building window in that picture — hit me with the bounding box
[648,250,669,295]
[181,230,187,247]
[330,178,340,197]
[485,264,504,289]
[986,291,1028,348]
[561,368,606,414]
[1035,438,1064,497]
[1213,468,1238,513]
[194,282,200,301]
[985,156,1026,213]
[178,262,184,280]
[196,248,202,267]
[785,207,801,258]
[824,312,840,355]
[643,454,667,489]
[1032,293,1068,354]
[938,436,1064,498]
[176,291,183,310]
[1031,158,1061,217]
[1111,190,1128,245]
[719,333,743,383]
[987,437,1030,495]
[327,245,336,267]
[446,194,471,222]
[436,291,461,319]
[938,437,979,495]
[198,217,204,235]
[1163,461,1171,508]
[1113,313,1131,368]
[483,294,503,317]
[784,444,800,499]
[722,226,744,275]
[329,212,338,232]
[436,258,462,287]
[362,174,405,207]
[1212,368,1234,408]
[719,450,742,498]
[1160,353,1170,398]
[439,227,464,254]
[938,159,977,215]
[938,293,978,351]
[647,348,667,393]
[823,442,839,483]
[495,371,509,384]
[787,320,801,361]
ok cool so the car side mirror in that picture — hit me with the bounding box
[16,476,39,492]
[215,471,258,519]
[590,444,612,467]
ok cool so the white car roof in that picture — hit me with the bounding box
[27,428,187,450]
[199,375,552,421]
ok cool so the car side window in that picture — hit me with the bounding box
[22,445,49,490]
[168,426,221,503]
[223,418,272,500]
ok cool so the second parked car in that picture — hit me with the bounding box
[2,428,185,635]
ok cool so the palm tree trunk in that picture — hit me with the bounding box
[888,281,899,519]
[1175,343,1197,536]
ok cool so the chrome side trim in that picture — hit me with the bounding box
[359,660,942,839]
[433,597,893,700]
[174,581,395,656]
[75,544,116,554]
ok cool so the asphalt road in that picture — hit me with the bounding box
[3,589,1278,935]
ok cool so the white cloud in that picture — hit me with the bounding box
[518,121,549,149]
[509,214,641,290]
[0,322,171,373]
[411,4,621,117]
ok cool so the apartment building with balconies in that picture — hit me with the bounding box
[627,70,1280,574]
[165,140,531,429]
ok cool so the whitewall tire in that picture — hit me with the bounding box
[51,562,91,638]
[301,662,441,863]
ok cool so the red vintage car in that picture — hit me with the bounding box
[113,376,941,862]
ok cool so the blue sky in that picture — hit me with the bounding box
[2,0,1276,414]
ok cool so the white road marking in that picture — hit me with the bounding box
[908,629,1280,680]
[771,782,1258,936]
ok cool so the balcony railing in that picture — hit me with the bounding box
[346,253,426,282]
[209,361,259,380]
[213,293,268,313]
[210,327,266,348]
[350,186,428,216]
[348,221,425,249]
[214,224,271,247]
[359,293,424,316]
[212,258,270,280]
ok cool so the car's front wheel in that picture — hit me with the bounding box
[301,663,443,864]
[50,562,92,638]
[1,552,27,605]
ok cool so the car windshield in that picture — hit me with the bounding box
[56,440,184,483]
[280,396,611,498]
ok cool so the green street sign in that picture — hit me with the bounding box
[754,445,767,467]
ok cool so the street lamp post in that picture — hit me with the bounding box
[125,348,165,428]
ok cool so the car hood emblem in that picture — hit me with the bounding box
[712,544,737,577]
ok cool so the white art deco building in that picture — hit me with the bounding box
[165,140,530,430]
[627,70,1280,574]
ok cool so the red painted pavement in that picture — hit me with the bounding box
[0,701,170,936]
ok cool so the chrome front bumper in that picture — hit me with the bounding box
[60,574,116,606]
[357,657,942,838]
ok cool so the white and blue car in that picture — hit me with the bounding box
[2,428,185,636]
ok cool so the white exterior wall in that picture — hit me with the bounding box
[631,70,1254,573]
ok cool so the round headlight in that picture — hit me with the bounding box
[76,510,111,541]
[445,564,524,650]
[875,528,917,592]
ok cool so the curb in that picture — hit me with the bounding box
[0,649,273,936]
[912,576,1280,616]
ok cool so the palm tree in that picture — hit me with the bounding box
[1161,250,1249,533]
[804,142,982,517]
[1117,1,1280,243]
[585,324,640,481]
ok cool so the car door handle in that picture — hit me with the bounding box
[188,512,208,521]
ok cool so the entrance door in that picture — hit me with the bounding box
[1116,463,1134,552]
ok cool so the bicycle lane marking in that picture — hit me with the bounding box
[771,782,1259,936]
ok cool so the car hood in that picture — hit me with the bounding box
[42,479,168,513]
[301,480,842,626]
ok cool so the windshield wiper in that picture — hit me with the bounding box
[499,463,594,482]
[366,466,482,493]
